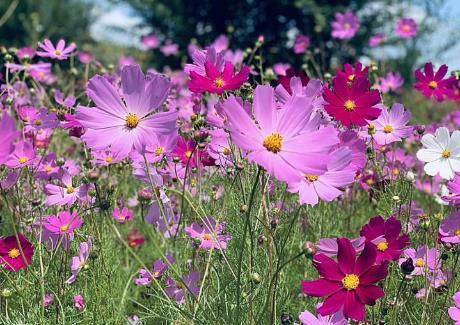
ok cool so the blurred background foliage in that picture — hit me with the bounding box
[0,0,458,82]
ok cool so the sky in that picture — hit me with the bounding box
[90,0,460,69]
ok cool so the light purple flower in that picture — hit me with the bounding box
[43,293,54,308]
[439,212,460,244]
[185,217,232,250]
[4,140,36,169]
[316,236,365,257]
[299,305,347,324]
[37,39,76,60]
[66,239,92,284]
[443,175,460,207]
[165,271,201,304]
[293,35,310,54]
[0,113,19,165]
[368,33,386,47]
[331,11,360,40]
[45,171,88,207]
[113,207,134,224]
[379,72,404,93]
[449,292,460,324]
[73,294,85,311]
[372,103,413,145]
[398,245,441,276]
[134,255,174,286]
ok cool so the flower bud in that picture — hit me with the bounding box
[280,314,293,325]
[303,241,317,257]
[257,235,267,245]
[400,258,414,275]
[240,205,248,213]
[250,272,261,284]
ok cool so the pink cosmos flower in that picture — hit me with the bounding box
[161,41,179,56]
[143,133,178,164]
[293,35,310,54]
[189,60,249,95]
[45,172,88,207]
[18,106,59,134]
[78,52,94,64]
[135,255,174,286]
[141,34,160,49]
[277,69,310,94]
[17,47,36,59]
[185,217,232,250]
[331,11,360,40]
[37,39,76,60]
[146,200,179,238]
[302,239,388,321]
[0,234,34,272]
[36,153,60,180]
[44,211,83,237]
[43,294,54,308]
[439,212,460,245]
[113,207,134,224]
[73,295,85,311]
[449,292,460,324]
[288,147,356,206]
[4,140,36,169]
[92,149,125,166]
[0,113,19,165]
[299,305,347,325]
[414,62,456,102]
[398,245,440,276]
[54,90,76,108]
[185,47,225,76]
[379,72,404,93]
[221,85,339,182]
[443,175,460,206]
[368,33,386,47]
[395,18,418,39]
[316,237,365,257]
[275,77,324,111]
[360,216,410,263]
[208,129,233,167]
[273,63,291,76]
[66,239,92,284]
[76,64,177,156]
[372,103,413,145]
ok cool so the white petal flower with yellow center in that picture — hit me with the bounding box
[416,127,460,180]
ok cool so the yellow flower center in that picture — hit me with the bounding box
[366,178,374,186]
[342,274,360,290]
[348,74,355,82]
[368,124,376,135]
[214,77,225,88]
[344,100,356,111]
[415,258,425,267]
[45,166,53,173]
[54,50,62,56]
[402,24,411,33]
[105,157,113,163]
[455,229,460,236]
[377,241,389,251]
[392,168,400,176]
[60,224,69,232]
[223,148,231,156]
[383,125,393,133]
[344,23,351,30]
[203,233,212,241]
[442,150,451,159]
[125,113,140,129]
[66,186,75,194]
[428,81,438,89]
[185,150,193,158]
[305,174,319,182]
[155,147,165,156]
[35,119,43,126]
[19,157,29,164]
[263,133,283,153]
[8,248,20,259]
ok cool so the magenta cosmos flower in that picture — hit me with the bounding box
[76,64,178,156]
[37,39,76,60]
[293,35,310,54]
[189,60,249,95]
[302,238,388,321]
[439,212,460,245]
[331,11,360,40]
[414,62,456,102]
[185,217,232,250]
[113,207,134,224]
[323,76,381,127]
[372,103,413,146]
[221,85,339,182]
[0,234,34,272]
[44,210,83,237]
[395,18,418,39]
[360,216,410,263]
[449,292,460,324]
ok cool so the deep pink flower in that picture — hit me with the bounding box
[221,85,339,182]
[37,39,76,60]
[73,295,85,311]
[127,229,145,248]
[76,64,177,156]
[302,238,388,321]
[372,103,413,145]
[323,76,381,127]
[44,210,83,236]
[414,62,456,102]
[395,18,418,39]
[189,61,249,95]
[0,234,34,272]
[294,35,310,54]
[331,11,360,40]
[360,216,410,263]
[336,62,369,85]
[185,217,232,250]
[439,212,460,245]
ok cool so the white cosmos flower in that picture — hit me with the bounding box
[416,127,460,180]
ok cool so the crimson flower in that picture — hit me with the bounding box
[302,238,388,321]
[277,68,310,94]
[336,62,369,85]
[0,234,34,272]
[360,216,410,263]
[189,61,249,95]
[414,62,456,102]
[323,77,381,127]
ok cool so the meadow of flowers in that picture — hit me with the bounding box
[1,11,460,325]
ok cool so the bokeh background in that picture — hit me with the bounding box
[1,0,459,81]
